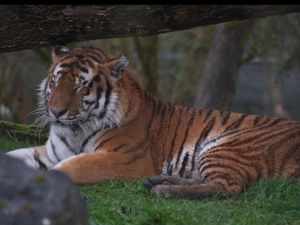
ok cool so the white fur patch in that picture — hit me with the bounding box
[81,70,93,81]
[194,135,223,161]
[100,92,124,128]
[53,64,63,85]
[6,148,39,169]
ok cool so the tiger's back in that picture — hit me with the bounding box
[95,85,300,196]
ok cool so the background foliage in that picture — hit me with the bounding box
[0,13,300,124]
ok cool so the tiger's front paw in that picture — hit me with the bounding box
[6,148,39,169]
[51,155,83,183]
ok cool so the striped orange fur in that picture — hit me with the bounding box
[6,45,300,198]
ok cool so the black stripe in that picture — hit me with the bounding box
[86,58,95,69]
[37,157,47,170]
[60,62,77,68]
[124,99,132,118]
[92,50,107,61]
[94,126,114,145]
[175,109,196,168]
[168,108,184,158]
[224,114,247,132]
[50,138,61,162]
[94,48,108,58]
[144,91,151,102]
[253,115,264,125]
[96,87,103,99]
[153,98,161,120]
[167,164,173,175]
[84,100,95,106]
[156,102,168,160]
[167,105,176,131]
[79,59,87,64]
[128,75,142,95]
[86,54,101,64]
[95,134,119,150]
[166,108,184,174]
[59,136,76,154]
[203,109,213,123]
[44,79,49,98]
[93,75,101,83]
[191,117,216,171]
[201,163,246,183]
[99,79,112,119]
[81,127,103,152]
[265,117,284,128]
[122,136,149,154]
[195,117,216,153]
[61,54,75,62]
[221,111,231,125]
[179,153,189,177]
[56,70,63,75]
[198,110,203,119]
[146,96,158,132]
[112,144,127,152]
[79,66,88,73]
[258,117,272,126]
[33,151,47,170]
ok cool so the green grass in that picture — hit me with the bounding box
[1,138,300,225]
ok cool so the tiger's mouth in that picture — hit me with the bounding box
[50,116,91,129]
[50,117,82,126]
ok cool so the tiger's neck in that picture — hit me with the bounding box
[111,75,176,172]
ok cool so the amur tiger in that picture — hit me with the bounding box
[6,45,300,199]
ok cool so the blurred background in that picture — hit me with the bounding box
[0,13,300,124]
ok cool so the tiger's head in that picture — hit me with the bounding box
[39,45,130,131]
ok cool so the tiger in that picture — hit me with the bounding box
[6,45,300,199]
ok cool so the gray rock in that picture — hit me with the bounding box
[0,154,88,225]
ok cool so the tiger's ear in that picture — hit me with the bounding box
[52,45,70,62]
[106,55,129,80]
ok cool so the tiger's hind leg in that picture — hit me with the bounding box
[145,171,245,198]
[150,182,222,199]
[144,175,223,198]
[144,175,204,191]
[148,178,244,198]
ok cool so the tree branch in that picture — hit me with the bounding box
[0,5,300,53]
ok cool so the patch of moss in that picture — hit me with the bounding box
[35,175,47,184]
[22,203,35,213]
[0,200,6,211]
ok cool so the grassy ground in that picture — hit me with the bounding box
[1,138,300,225]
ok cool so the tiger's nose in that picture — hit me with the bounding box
[50,108,68,118]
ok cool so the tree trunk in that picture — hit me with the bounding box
[267,75,289,118]
[133,36,159,95]
[0,52,29,122]
[194,20,256,110]
[0,5,299,53]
